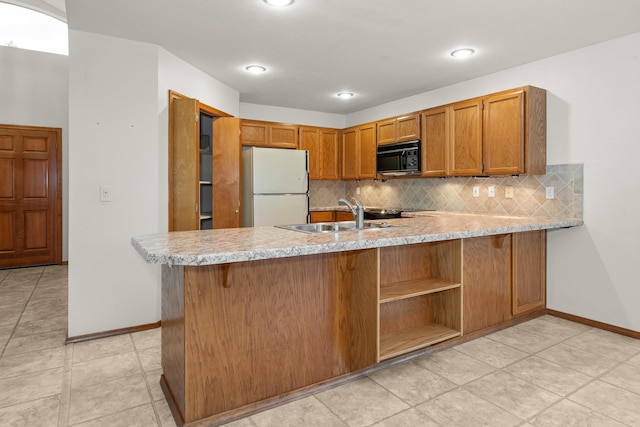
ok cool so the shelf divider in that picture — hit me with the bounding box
[380,278,460,303]
[379,323,461,360]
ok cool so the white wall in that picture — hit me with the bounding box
[67,31,241,337]
[0,46,69,261]
[346,32,640,332]
[67,31,161,337]
[240,102,345,129]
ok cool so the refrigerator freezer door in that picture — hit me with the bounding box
[252,194,309,226]
[251,148,308,194]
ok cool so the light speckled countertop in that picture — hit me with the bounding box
[131,212,583,266]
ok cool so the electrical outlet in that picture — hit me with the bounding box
[546,186,555,199]
[100,185,112,202]
[488,186,495,198]
[505,186,514,199]
[472,186,480,197]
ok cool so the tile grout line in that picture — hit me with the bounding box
[58,340,73,427]
[0,267,45,359]
[132,333,163,426]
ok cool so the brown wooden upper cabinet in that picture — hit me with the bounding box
[240,120,298,149]
[421,86,546,177]
[299,126,340,180]
[342,123,376,179]
[377,113,421,145]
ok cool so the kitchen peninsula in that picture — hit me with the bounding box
[132,212,582,427]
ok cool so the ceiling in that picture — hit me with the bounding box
[16,0,640,114]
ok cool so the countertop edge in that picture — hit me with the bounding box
[132,215,583,267]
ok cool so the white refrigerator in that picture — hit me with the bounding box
[242,147,309,227]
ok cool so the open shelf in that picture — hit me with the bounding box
[378,241,462,360]
[380,323,461,360]
[380,278,460,303]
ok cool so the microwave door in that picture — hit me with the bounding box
[378,152,401,172]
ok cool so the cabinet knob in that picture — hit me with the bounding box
[235,209,239,214]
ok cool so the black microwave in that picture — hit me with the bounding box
[376,140,421,176]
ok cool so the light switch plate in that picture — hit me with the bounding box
[505,186,514,199]
[546,186,555,199]
[488,186,495,198]
[472,186,480,198]
[100,185,112,202]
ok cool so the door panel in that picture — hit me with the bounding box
[24,210,48,249]
[170,98,199,231]
[0,212,15,251]
[0,125,61,268]
[0,159,14,198]
[23,159,49,198]
[212,117,241,229]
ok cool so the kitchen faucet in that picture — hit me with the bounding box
[339,197,365,229]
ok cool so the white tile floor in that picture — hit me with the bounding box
[2,265,640,426]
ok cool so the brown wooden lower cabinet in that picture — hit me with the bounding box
[309,210,355,223]
[160,231,546,426]
[463,230,547,335]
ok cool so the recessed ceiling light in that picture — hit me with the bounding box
[263,0,295,6]
[337,92,354,99]
[245,65,267,74]
[450,48,475,58]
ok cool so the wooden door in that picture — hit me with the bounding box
[483,89,525,175]
[341,128,358,179]
[422,107,449,177]
[269,124,298,148]
[170,98,199,231]
[212,117,241,229]
[320,128,340,180]
[396,114,420,142]
[359,124,377,179]
[449,99,483,176]
[377,119,396,145]
[512,230,546,315]
[299,127,320,179]
[240,120,268,146]
[0,125,61,268]
[463,234,512,335]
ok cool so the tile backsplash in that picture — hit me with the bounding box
[309,164,583,219]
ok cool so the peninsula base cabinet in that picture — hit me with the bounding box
[463,230,546,335]
[160,231,546,426]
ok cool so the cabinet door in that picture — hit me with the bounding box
[270,124,298,148]
[341,128,358,180]
[335,211,354,222]
[463,234,512,335]
[396,114,420,142]
[240,121,268,146]
[299,127,320,179]
[483,89,525,175]
[449,99,483,176]
[512,230,546,315]
[320,128,340,180]
[359,124,377,179]
[377,119,396,145]
[421,107,448,177]
[212,117,241,229]
[171,98,200,231]
[309,211,334,223]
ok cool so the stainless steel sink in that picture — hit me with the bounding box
[276,221,401,234]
